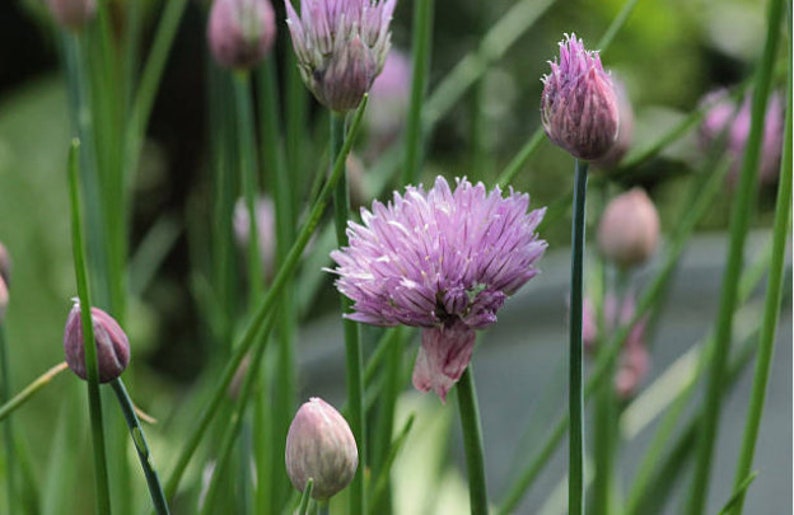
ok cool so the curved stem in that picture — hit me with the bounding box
[110,379,169,514]
[458,366,489,514]
[0,362,69,422]
[569,159,588,515]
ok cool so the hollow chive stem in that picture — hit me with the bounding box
[110,379,169,514]
[569,159,588,515]
[458,366,489,514]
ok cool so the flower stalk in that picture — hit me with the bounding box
[458,366,489,514]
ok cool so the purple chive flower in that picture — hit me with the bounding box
[233,196,277,279]
[330,176,547,401]
[366,49,412,147]
[597,188,660,269]
[63,301,130,383]
[0,278,7,325]
[0,242,10,290]
[285,0,397,112]
[208,0,277,70]
[593,77,634,170]
[541,33,620,161]
[699,89,785,186]
[47,0,97,31]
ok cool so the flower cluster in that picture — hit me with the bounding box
[285,0,397,111]
[541,34,620,161]
[330,176,547,400]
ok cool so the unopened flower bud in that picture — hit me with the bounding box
[0,242,10,290]
[541,33,619,161]
[285,0,397,112]
[47,0,97,31]
[593,78,634,170]
[285,397,358,500]
[233,196,276,279]
[63,302,130,383]
[366,49,411,148]
[597,188,660,268]
[0,279,7,325]
[208,0,277,70]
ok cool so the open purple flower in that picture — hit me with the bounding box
[330,176,547,400]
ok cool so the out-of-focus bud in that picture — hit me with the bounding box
[285,0,397,112]
[0,278,7,325]
[47,0,97,31]
[233,196,276,279]
[285,397,358,500]
[615,337,650,399]
[699,89,785,187]
[208,0,277,70]
[597,188,660,268]
[63,301,130,383]
[541,33,620,161]
[346,152,369,209]
[582,297,598,351]
[366,49,411,150]
[0,242,10,290]
[593,78,634,170]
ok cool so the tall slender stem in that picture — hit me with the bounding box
[569,159,588,515]
[686,0,784,511]
[458,366,489,514]
[68,139,112,515]
[330,111,366,515]
[729,46,792,515]
[110,379,169,514]
[403,0,434,184]
[0,325,16,514]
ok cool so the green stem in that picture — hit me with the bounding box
[110,379,169,514]
[686,0,784,510]
[68,139,112,515]
[458,366,489,514]
[370,414,415,510]
[330,111,366,515]
[729,43,792,515]
[297,479,314,515]
[569,159,588,515]
[233,71,264,303]
[403,0,434,184]
[592,366,615,515]
[163,98,369,500]
[0,325,16,513]
[0,363,69,422]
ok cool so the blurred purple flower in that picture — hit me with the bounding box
[234,195,277,279]
[285,0,397,112]
[541,33,619,161]
[47,0,96,31]
[330,176,547,400]
[699,89,785,186]
[593,77,634,170]
[207,0,277,70]
[366,49,411,149]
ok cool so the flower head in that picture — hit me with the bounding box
[285,0,397,112]
[366,49,411,145]
[285,397,358,500]
[699,89,784,186]
[541,34,619,161]
[330,176,547,400]
[47,0,96,31]
[208,0,277,70]
[597,188,660,269]
[63,301,130,383]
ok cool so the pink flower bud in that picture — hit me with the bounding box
[47,0,97,31]
[541,34,620,161]
[207,0,276,70]
[0,242,10,290]
[593,78,634,170]
[63,302,130,383]
[366,49,411,147]
[0,278,7,325]
[285,0,397,112]
[597,188,660,268]
[285,397,358,500]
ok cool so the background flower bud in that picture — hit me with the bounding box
[63,303,130,383]
[207,0,276,70]
[593,78,634,170]
[47,0,97,31]
[541,34,620,161]
[0,278,7,325]
[285,397,358,500]
[0,242,10,290]
[597,188,660,268]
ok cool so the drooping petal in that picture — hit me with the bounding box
[412,322,477,402]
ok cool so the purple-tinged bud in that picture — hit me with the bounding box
[0,242,10,290]
[541,33,620,161]
[285,397,358,500]
[63,302,130,383]
[47,0,97,31]
[208,0,277,70]
[593,78,634,170]
[597,188,660,268]
[699,88,785,187]
[285,0,397,112]
[0,279,7,325]
[233,196,276,279]
[366,49,411,147]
